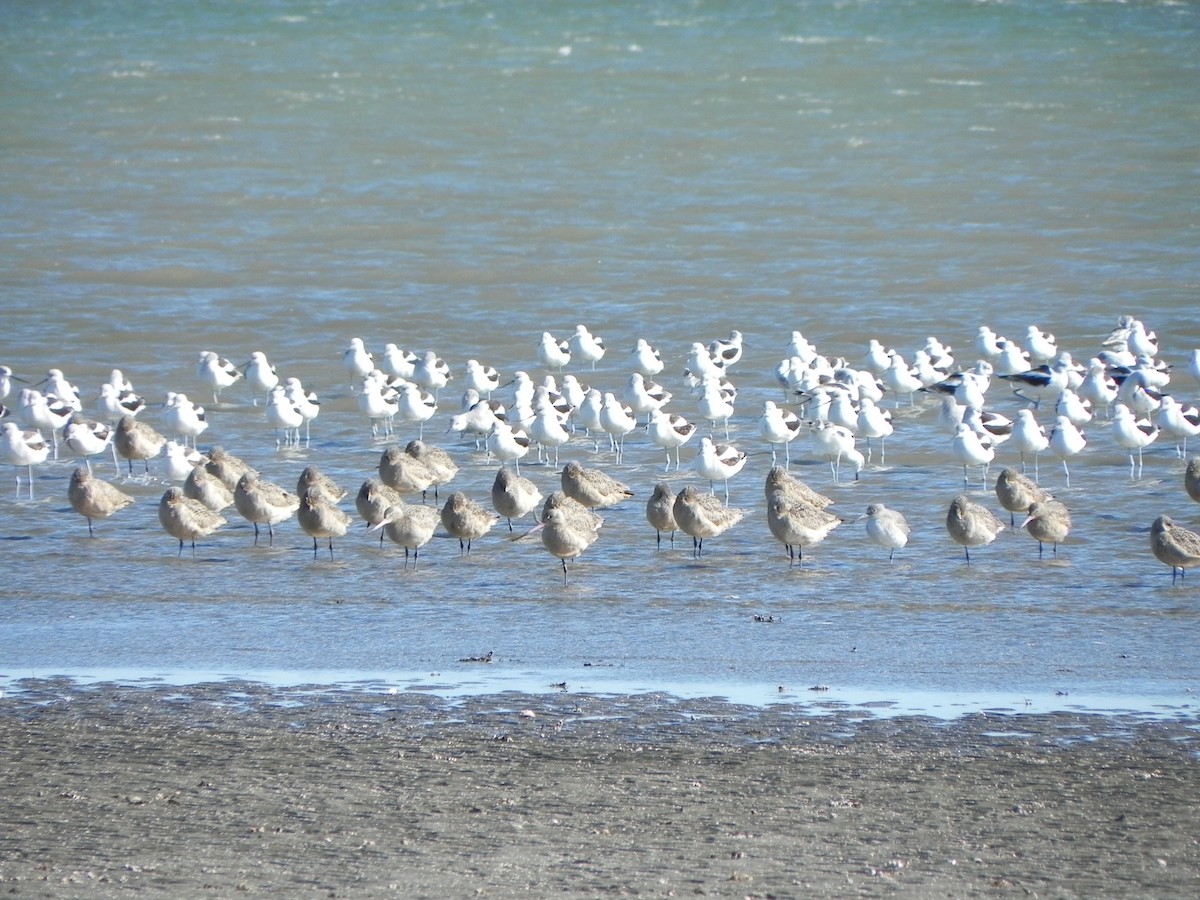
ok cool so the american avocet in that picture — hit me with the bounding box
[412,350,451,399]
[396,383,437,439]
[440,491,497,555]
[861,503,910,563]
[244,352,279,405]
[1188,349,1200,384]
[766,491,841,569]
[204,445,257,491]
[491,466,542,531]
[67,467,134,536]
[63,418,114,474]
[1047,416,1087,487]
[1157,396,1200,457]
[485,422,531,473]
[646,482,677,548]
[1022,500,1071,559]
[297,465,347,505]
[97,383,146,422]
[164,440,204,481]
[1000,358,1071,408]
[356,377,398,440]
[1010,409,1049,478]
[623,373,672,421]
[995,466,1052,526]
[695,376,735,438]
[561,460,633,509]
[1111,403,1158,477]
[951,422,995,488]
[1150,515,1200,584]
[158,486,226,557]
[381,343,418,380]
[447,397,504,448]
[266,384,306,447]
[1,421,49,499]
[685,342,724,383]
[464,359,500,398]
[630,338,664,377]
[809,420,858,484]
[708,330,744,369]
[536,333,571,371]
[378,445,435,498]
[233,473,299,546]
[759,400,802,467]
[371,501,441,569]
[1055,388,1093,427]
[298,487,352,560]
[647,409,696,472]
[881,353,923,407]
[114,416,166,475]
[567,325,605,370]
[862,339,892,375]
[41,369,82,411]
[0,365,26,401]
[974,326,1006,360]
[993,340,1031,376]
[18,389,71,457]
[342,338,374,386]
[1116,370,1164,415]
[673,484,744,559]
[856,397,894,465]
[1024,325,1058,365]
[282,377,320,445]
[826,389,859,431]
[1127,320,1159,358]
[946,494,1005,564]
[599,392,637,463]
[539,504,603,584]
[197,351,243,404]
[529,397,571,467]
[694,436,746,502]
[184,465,234,512]
[162,392,208,448]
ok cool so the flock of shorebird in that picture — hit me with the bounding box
[3,314,1200,583]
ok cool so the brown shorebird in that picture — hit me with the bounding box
[204,446,257,491]
[297,486,351,560]
[1022,500,1072,558]
[184,465,234,512]
[540,491,603,531]
[764,466,834,509]
[1186,457,1200,505]
[158,486,226,556]
[561,460,633,509]
[67,467,134,536]
[995,466,1052,526]
[371,502,441,569]
[405,440,458,501]
[233,473,299,546]
[440,491,497,555]
[540,505,602,584]
[946,494,1005,564]
[646,482,678,549]
[766,490,841,568]
[491,466,542,531]
[297,465,346,505]
[379,446,435,498]
[1150,515,1200,584]
[861,503,910,563]
[113,415,166,475]
[673,484,744,559]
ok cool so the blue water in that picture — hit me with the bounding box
[2,0,1199,717]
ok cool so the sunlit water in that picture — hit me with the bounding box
[2,1,1199,718]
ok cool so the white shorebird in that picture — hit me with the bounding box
[694,436,746,502]
[827,389,859,431]
[856,397,894,465]
[810,421,858,484]
[440,491,498,555]
[561,460,633,509]
[158,486,226,556]
[97,382,146,422]
[538,504,603,584]
[1024,325,1058,364]
[529,395,571,467]
[197,351,243,404]
[766,491,841,569]
[995,466,1052,526]
[1,422,49,499]
[164,440,204,481]
[599,392,637,463]
[708,330,744,369]
[1077,359,1118,416]
[861,503,910,563]
[945,494,1005,565]
[67,467,134,536]
[993,340,1031,376]
[974,326,1006,360]
[18,389,71,457]
[630,338,664,377]
[623,373,671,421]
[233,473,300,546]
[297,487,352,560]
[685,342,725,383]
[1022,500,1071,559]
[0,365,24,401]
[951,422,995,488]
[1047,415,1087,486]
[1111,403,1158,477]
[447,396,503,447]
[396,383,438,439]
[673,484,744,559]
[863,339,892,375]
[645,482,677,548]
[696,377,735,438]
[162,392,208,448]
[412,350,451,399]
[759,400,801,467]
[1000,358,1071,408]
[371,501,441,569]
[881,353,923,407]
[536,333,571,371]
[63,418,115,474]
[342,338,374,386]
[1009,409,1049,478]
[567,325,606,370]
[380,343,418,380]
[1157,396,1200,457]
[464,359,500,398]
[357,377,398,440]
[574,388,605,444]
[491,466,543,531]
[266,384,306,447]
[283,377,320,445]
[1054,388,1093,427]
[486,422,531,473]
[1150,515,1200,584]
[647,409,696,472]
[244,351,279,405]
[184,465,234,513]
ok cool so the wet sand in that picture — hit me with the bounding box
[2,680,1198,897]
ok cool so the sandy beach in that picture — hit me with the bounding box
[1,680,1198,897]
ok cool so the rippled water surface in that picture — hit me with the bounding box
[2,1,1199,715]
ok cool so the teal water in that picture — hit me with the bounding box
[1,1,1199,716]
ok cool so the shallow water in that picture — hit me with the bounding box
[2,1,1199,716]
